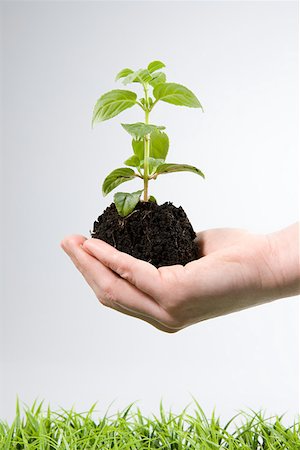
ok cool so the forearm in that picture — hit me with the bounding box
[267,222,300,299]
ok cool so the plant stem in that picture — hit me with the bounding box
[143,84,150,202]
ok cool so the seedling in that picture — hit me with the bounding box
[92,60,205,217]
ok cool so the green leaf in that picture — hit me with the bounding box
[149,72,167,88]
[124,155,140,167]
[136,69,152,83]
[115,68,134,81]
[121,122,165,140]
[149,195,157,203]
[122,69,152,85]
[147,60,166,73]
[122,70,141,85]
[153,83,203,109]
[150,130,169,160]
[131,130,169,161]
[132,139,144,160]
[155,163,205,178]
[102,168,136,196]
[92,90,137,124]
[140,157,165,176]
[114,190,143,217]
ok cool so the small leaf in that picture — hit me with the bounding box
[155,163,205,178]
[132,139,144,160]
[148,61,166,73]
[153,83,203,109]
[150,130,169,160]
[149,195,157,203]
[121,122,165,140]
[131,130,169,161]
[149,72,167,88]
[140,157,165,175]
[102,168,136,196]
[115,68,134,81]
[123,69,152,85]
[114,190,144,217]
[122,70,142,85]
[149,157,165,175]
[124,155,140,167]
[92,90,137,124]
[135,69,152,83]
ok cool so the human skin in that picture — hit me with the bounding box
[61,223,300,333]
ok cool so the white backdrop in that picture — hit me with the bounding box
[1,1,299,422]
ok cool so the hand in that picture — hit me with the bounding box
[61,224,299,333]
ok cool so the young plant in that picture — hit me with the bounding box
[92,60,205,217]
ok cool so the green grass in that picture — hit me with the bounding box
[0,399,299,449]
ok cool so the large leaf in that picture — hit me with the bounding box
[131,130,169,160]
[114,190,143,217]
[121,122,165,140]
[153,83,202,108]
[92,90,137,124]
[155,163,205,178]
[102,168,136,196]
[148,60,166,73]
[115,68,134,81]
[149,71,166,88]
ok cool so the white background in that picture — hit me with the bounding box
[1,1,299,422]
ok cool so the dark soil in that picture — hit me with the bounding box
[91,201,200,268]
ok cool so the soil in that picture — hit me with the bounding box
[91,201,200,268]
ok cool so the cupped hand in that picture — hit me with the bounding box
[61,228,281,333]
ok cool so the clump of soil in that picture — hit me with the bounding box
[91,201,200,268]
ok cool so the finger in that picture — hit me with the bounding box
[82,238,163,299]
[62,236,163,321]
[61,234,101,293]
[61,234,87,252]
[64,244,171,330]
